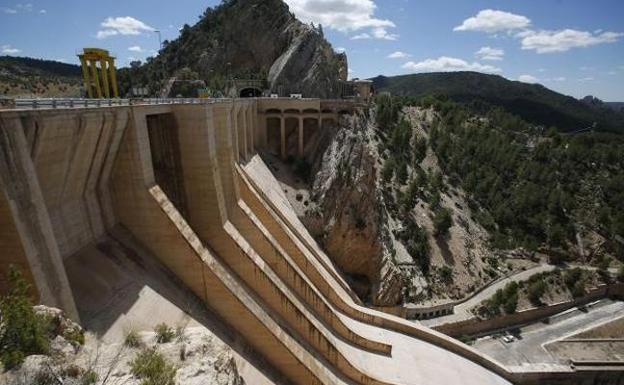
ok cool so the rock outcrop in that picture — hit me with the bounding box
[304,112,405,306]
[137,0,346,98]
[1,307,245,385]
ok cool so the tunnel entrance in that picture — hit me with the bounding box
[146,113,187,217]
[239,87,262,98]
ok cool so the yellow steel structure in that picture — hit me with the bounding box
[78,48,119,98]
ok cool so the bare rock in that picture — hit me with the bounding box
[305,112,404,306]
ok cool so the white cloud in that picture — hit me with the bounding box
[284,0,394,31]
[39,9,46,14]
[546,77,566,82]
[284,0,397,40]
[1,45,21,54]
[388,51,410,59]
[519,29,623,53]
[402,56,501,74]
[351,33,371,40]
[3,8,17,14]
[578,77,594,82]
[16,3,33,12]
[475,46,504,61]
[371,27,398,40]
[518,74,539,83]
[97,16,154,39]
[96,30,119,39]
[128,45,144,53]
[335,47,346,53]
[454,9,530,33]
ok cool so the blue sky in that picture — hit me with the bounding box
[1,0,623,100]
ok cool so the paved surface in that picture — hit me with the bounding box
[471,299,624,366]
[422,263,621,327]
[422,264,557,327]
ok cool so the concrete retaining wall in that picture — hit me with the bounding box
[434,284,624,338]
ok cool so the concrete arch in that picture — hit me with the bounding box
[321,117,337,130]
[284,108,300,114]
[284,117,299,158]
[302,117,320,157]
[266,117,281,156]
[237,107,247,160]
[246,105,254,155]
[266,108,281,115]
[303,108,320,114]
[240,87,262,98]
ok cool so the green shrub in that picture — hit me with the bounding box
[0,266,50,369]
[440,266,453,284]
[527,280,547,306]
[502,282,519,314]
[618,265,624,283]
[433,207,453,237]
[154,323,175,344]
[125,330,142,348]
[130,349,177,385]
[81,370,98,385]
[571,280,586,298]
[564,268,583,289]
[597,257,612,283]
[64,328,85,346]
[381,157,395,183]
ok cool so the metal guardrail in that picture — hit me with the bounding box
[6,97,239,110]
[13,98,130,109]
[3,96,360,111]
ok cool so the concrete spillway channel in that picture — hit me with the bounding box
[0,101,514,385]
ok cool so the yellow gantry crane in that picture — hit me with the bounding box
[78,48,119,98]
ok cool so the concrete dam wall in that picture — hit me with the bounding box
[2,99,603,385]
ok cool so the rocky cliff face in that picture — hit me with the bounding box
[303,112,405,306]
[135,0,346,98]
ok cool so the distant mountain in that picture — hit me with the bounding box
[372,72,624,133]
[606,102,624,112]
[0,56,82,97]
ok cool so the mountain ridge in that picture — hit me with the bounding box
[371,72,624,133]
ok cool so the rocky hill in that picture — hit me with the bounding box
[118,0,347,98]
[372,72,624,133]
[277,93,624,307]
[0,56,81,97]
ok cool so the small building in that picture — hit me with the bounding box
[340,79,374,102]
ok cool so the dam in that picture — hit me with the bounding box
[0,98,617,385]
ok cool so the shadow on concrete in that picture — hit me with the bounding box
[64,226,289,385]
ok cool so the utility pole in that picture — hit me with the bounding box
[155,30,162,50]
[155,30,167,96]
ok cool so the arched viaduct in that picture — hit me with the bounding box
[256,98,358,159]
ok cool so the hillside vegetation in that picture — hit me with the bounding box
[372,72,624,133]
[0,56,81,97]
[378,94,623,264]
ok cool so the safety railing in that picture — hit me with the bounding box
[3,96,358,111]
[5,97,239,110]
